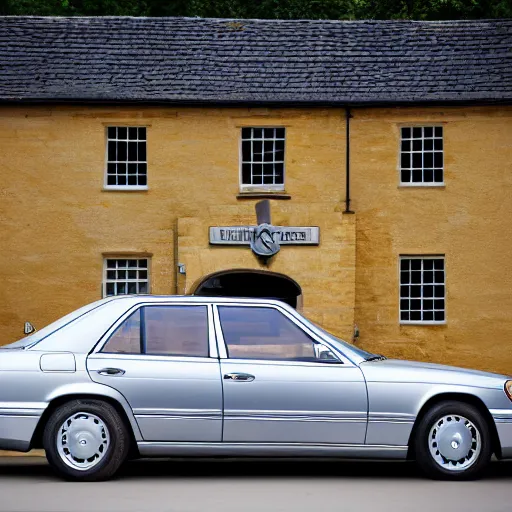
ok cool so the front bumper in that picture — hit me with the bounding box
[491,409,512,459]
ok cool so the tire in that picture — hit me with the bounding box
[414,401,492,480]
[43,399,130,481]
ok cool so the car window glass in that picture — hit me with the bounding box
[101,309,141,354]
[218,306,338,362]
[144,305,208,357]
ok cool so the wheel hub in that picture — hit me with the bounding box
[57,412,110,471]
[428,414,481,472]
[436,422,472,460]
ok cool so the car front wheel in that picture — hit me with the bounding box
[414,401,492,480]
[43,398,130,481]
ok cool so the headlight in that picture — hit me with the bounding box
[504,380,512,401]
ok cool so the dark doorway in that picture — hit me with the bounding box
[193,270,302,308]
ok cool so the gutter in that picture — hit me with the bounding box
[0,98,511,108]
[344,107,355,214]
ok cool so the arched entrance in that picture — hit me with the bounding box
[192,269,302,308]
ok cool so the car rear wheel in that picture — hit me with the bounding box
[414,401,492,480]
[43,399,130,481]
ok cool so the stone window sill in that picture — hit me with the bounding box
[236,192,291,200]
[102,186,149,192]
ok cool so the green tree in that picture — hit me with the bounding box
[2,0,511,18]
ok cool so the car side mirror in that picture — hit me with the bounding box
[314,343,339,362]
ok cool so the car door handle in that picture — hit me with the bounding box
[223,373,255,382]
[97,367,125,376]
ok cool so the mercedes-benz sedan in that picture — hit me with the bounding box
[1,295,512,481]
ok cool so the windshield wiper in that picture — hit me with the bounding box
[365,355,386,362]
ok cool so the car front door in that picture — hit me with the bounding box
[215,304,368,444]
[87,302,222,442]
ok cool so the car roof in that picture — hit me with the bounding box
[102,295,290,307]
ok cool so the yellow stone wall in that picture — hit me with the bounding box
[351,106,512,374]
[0,105,511,374]
[0,106,354,346]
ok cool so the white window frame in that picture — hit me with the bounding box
[103,257,150,298]
[398,125,444,187]
[104,126,148,191]
[399,255,446,325]
[239,126,286,193]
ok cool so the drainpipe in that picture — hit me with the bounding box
[344,107,355,214]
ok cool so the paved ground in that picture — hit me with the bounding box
[0,457,511,512]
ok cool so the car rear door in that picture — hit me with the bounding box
[87,302,222,442]
[214,304,368,444]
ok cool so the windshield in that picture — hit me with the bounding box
[308,321,376,361]
[2,299,110,349]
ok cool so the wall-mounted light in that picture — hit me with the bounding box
[177,263,186,275]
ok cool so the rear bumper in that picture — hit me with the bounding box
[0,408,43,452]
[491,409,512,459]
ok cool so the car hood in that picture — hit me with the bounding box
[359,359,510,389]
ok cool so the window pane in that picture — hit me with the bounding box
[128,141,137,161]
[107,127,117,139]
[117,141,127,161]
[138,142,147,162]
[218,306,325,362]
[275,164,284,184]
[424,153,433,168]
[107,141,116,161]
[253,141,263,161]
[104,258,149,298]
[241,127,286,188]
[242,163,252,184]
[401,169,411,183]
[102,310,141,354]
[241,141,251,161]
[401,153,410,168]
[399,257,446,324]
[145,306,208,357]
[263,141,274,162]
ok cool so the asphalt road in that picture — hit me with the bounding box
[0,457,512,512]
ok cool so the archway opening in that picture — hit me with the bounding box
[192,269,302,308]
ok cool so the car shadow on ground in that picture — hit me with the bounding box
[0,457,512,481]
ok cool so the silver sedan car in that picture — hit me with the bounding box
[1,295,512,481]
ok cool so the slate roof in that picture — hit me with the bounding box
[0,16,511,105]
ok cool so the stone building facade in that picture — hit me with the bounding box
[0,17,511,373]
